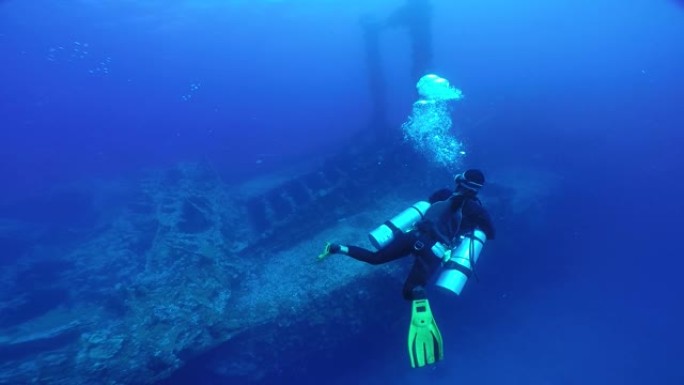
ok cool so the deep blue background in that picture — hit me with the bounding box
[1,0,683,384]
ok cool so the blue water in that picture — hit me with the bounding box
[2,0,684,384]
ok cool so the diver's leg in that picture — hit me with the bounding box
[402,255,441,300]
[345,231,415,265]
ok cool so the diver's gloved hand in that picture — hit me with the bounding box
[328,244,342,254]
[317,243,346,260]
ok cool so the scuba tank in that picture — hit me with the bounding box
[435,229,487,295]
[368,201,431,249]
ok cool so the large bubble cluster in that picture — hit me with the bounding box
[402,74,465,169]
[417,74,463,101]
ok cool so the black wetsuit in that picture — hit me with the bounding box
[345,188,496,300]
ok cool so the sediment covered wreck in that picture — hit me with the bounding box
[0,137,471,384]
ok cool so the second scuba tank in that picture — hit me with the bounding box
[368,201,431,249]
[435,229,487,295]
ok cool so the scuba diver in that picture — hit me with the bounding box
[319,169,495,368]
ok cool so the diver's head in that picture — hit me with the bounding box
[455,169,485,195]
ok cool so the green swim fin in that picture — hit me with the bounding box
[408,298,443,368]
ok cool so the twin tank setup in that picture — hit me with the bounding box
[368,201,487,296]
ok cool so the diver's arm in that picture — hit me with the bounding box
[477,208,496,240]
[428,188,452,203]
[465,200,495,240]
